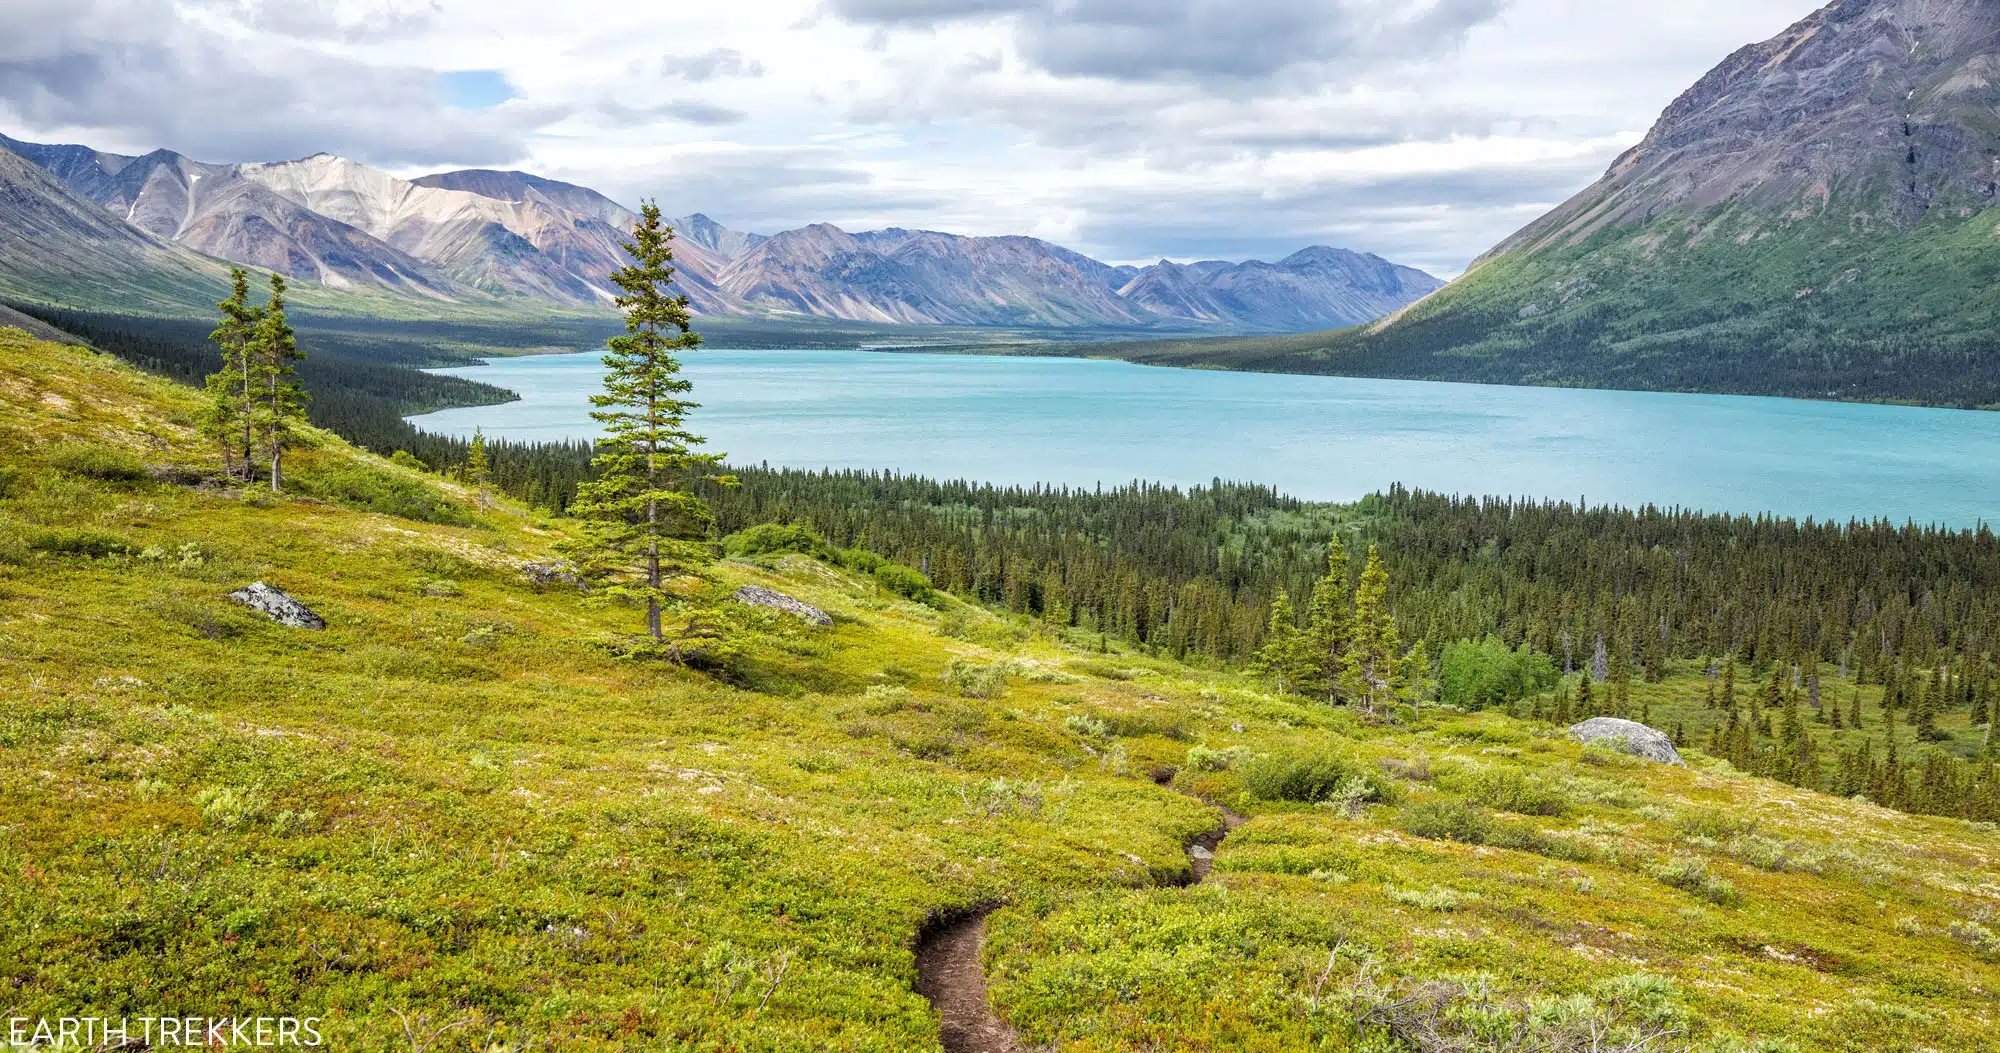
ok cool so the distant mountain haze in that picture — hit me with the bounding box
[0,133,1441,332]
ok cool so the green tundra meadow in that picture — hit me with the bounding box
[4,315,2000,1052]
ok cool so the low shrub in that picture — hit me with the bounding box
[0,465,21,498]
[1065,659,1136,681]
[1063,714,1109,739]
[1438,764,1571,816]
[1385,884,1475,911]
[1650,854,1740,905]
[1094,709,1193,741]
[27,527,134,558]
[193,786,267,829]
[0,525,26,565]
[1490,822,1595,862]
[287,463,474,525]
[724,522,833,561]
[1242,751,1389,805]
[1439,636,1560,710]
[1397,800,1495,844]
[945,658,1010,699]
[46,443,149,482]
[146,595,251,640]
[1674,809,1759,841]
[1712,833,1824,874]
[862,684,914,714]
[1184,744,1249,772]
[873,562,936,603]
[1948,920,2000,959]
[1380,755,1433,781]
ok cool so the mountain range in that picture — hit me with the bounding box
[1078,0,2000,407]
[0,133,1441,333]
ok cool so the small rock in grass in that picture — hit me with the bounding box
[1569,717,1682,765]
[521,559,586,591]
[733,585,833,626]
[228,582,325,629]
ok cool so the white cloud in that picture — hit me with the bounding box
[0,0,1827,273]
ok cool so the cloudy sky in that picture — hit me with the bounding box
[0,0,1824,275]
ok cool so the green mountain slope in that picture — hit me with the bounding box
[4,326,2000,1049]
[1055,0,2000,407]
[0,141,239,314]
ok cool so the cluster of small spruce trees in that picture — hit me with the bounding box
[200,270,305,490]
[1247,537,1432,717]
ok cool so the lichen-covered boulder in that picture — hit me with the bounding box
[521,560,587,591]
[733,585,832,626]
[1569,717,1683,765]
[228,582,326,629]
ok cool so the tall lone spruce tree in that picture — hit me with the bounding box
[563,202,726,644]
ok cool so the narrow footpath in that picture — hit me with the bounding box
[912,769,1244,1053]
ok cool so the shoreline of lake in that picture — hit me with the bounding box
[409,348,2000,528]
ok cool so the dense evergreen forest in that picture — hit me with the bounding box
[19,306,2000,821]
[711,470,2000,672]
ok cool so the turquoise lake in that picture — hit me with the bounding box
[407,349,2000,527]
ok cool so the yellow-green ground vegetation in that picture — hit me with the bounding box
[2,327,1998,1051]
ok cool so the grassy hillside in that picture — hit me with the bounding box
[2,326,1999,1050]
[1001,202,2000,409]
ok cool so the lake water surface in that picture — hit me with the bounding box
[407,349,2000,527]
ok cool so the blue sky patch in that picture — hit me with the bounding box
[439,70,516,109]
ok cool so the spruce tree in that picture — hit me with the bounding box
[245,274,306,491]
[1399,638,1435,720]
[468,427,491,510]
[1303,537,1353,703]
[1249,589,1308,696]
[202,268,260,481]
[1914,674,1945,742]
[561,202,727,644]
[1341,547,1399,715]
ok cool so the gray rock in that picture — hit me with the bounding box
[733,585,832,626]
[228,582,325,629]
[1569,717,1683,766]
[521,559,586,591]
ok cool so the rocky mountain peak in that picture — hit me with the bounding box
[2,131,1441,332]
[1485,0,2000,262]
